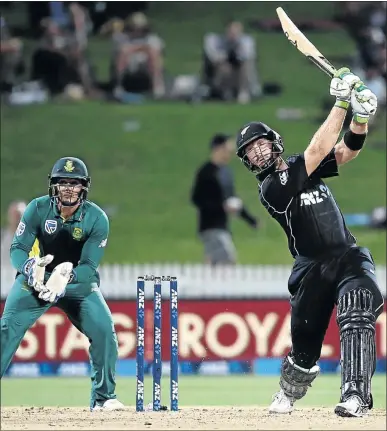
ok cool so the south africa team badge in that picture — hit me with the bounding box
[73,227,83,240]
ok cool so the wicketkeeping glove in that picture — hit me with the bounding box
[330,67,361,110]
[351,81,378,124]
[38,262,73,303]
[22,254,54,291]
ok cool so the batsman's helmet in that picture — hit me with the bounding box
[236,122,284,176]
[48,157,91,206]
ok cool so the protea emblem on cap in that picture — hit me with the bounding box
[64,160,75,172]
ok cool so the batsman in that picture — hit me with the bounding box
[0,157,124,411]
[236,68,384,417]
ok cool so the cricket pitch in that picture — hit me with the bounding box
[1,406,386,430]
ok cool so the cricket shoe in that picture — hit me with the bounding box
[334,395,369,418]
[92,399,125,411]
[269,389,294,414]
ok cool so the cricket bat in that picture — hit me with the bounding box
[276,7,336,78]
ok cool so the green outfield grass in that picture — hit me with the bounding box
[2,102,385,265]
[1,2,386,264]
[1,375,386,408]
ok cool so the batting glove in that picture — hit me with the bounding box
[330,67,361,109]
[351,81,378,124]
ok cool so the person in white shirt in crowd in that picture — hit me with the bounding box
[112,12,166,99]
[0,16,24,92]
[203,20,261,104]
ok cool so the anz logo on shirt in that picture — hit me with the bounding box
[300,185,332,207]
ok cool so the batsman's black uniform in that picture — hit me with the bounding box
[258,149,384,405]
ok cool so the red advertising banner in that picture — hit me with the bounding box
[1,300,385,362]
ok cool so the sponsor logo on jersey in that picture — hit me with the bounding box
[16,221,26,236]
[72,227,83,240]
[64,160,75,172]
[45,220,57,234]
[279,171,288,185]
[300,185,332,206]
[98,238,107,248]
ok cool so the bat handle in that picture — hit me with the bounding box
[308,56,336,78]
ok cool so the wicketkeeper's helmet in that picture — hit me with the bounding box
[48,157,91,206]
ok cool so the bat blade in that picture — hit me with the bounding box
[276,7,336,77]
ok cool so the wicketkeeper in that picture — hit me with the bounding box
[235,68,384,417]
[0,157,124,411]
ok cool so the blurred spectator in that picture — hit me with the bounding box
[1,201,26,266]
[191,134,258,265]
[49,1,73,28]
[364,67,386,107]
[86,2,148,33]
[380,44,387,80]
[100,17,127,89]
[332,2,386,131]
[27,2,148,37]
[370,207,387,229]
[0,16,24,92]
[31,3,97,99]
[369,1,386,33]
[111,12,166,99]
[31,18,77,96]
[202,20,261,104]
[336,2,386,76]
[69,3,93,51]
[67,2,97,97]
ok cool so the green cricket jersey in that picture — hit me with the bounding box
[10,195,109,285]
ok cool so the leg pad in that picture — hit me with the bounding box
[279,356,320,400]
[337,289,377,407]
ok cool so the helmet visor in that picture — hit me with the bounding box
[241,138,284,175]
[51,178,86,207]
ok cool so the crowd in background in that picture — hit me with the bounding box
[335,1,386,112]
[0,15,24,94]
[1,1,386,106]
[0,1,263,104]
[1,2,94,101]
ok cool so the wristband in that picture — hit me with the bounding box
[22,257,35,276]
[353,113,369,124]
[335,100,350,110]
[343,130,367,151]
